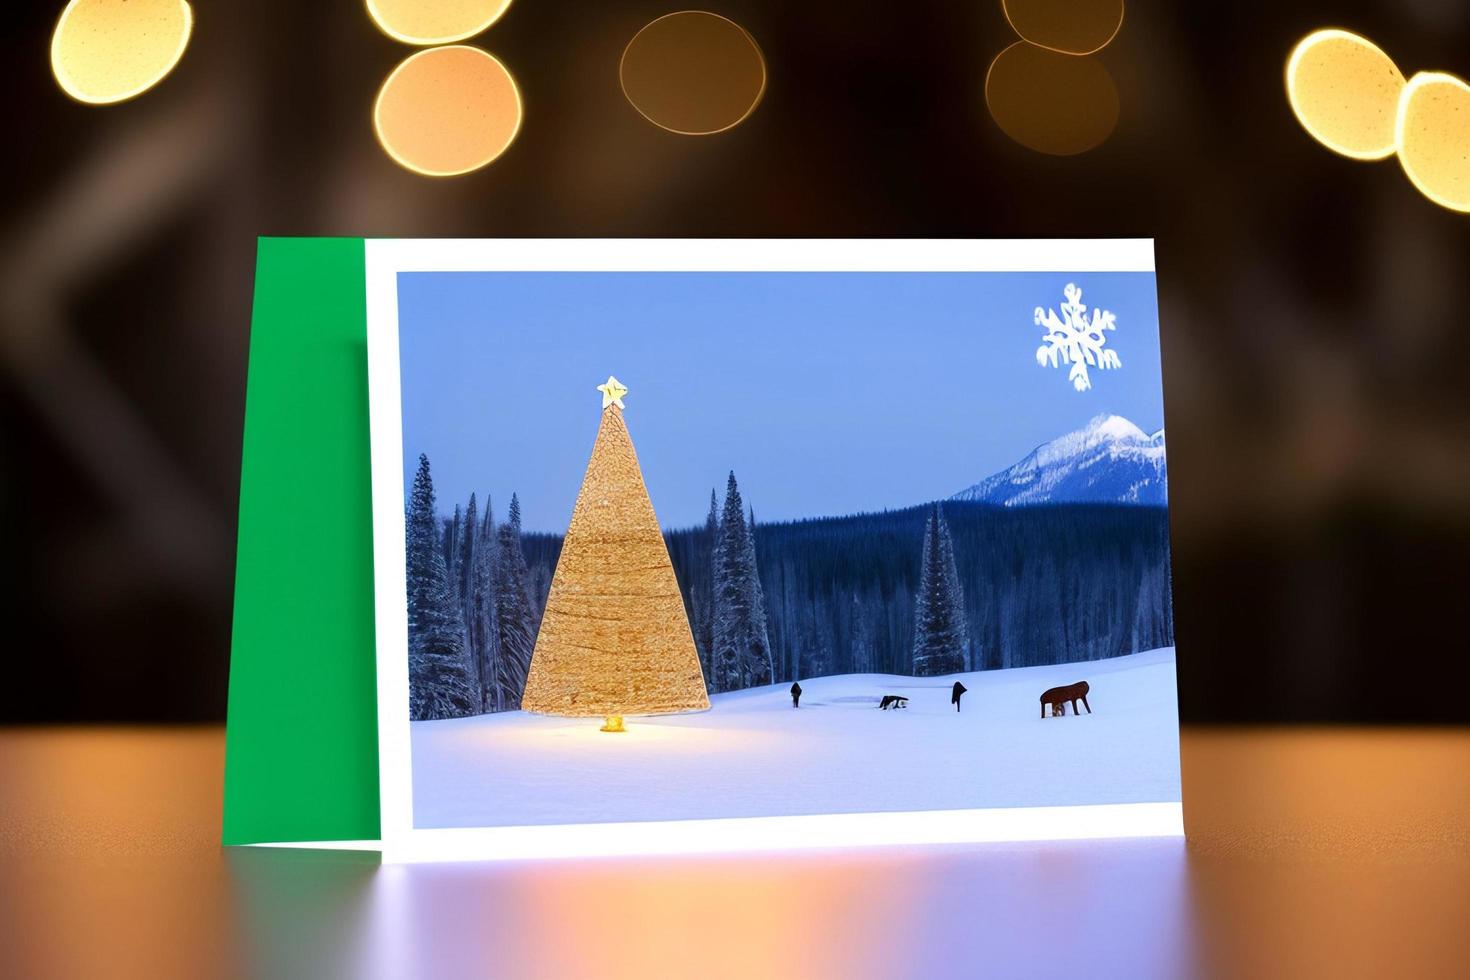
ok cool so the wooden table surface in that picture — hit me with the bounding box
[2,728,1467,979]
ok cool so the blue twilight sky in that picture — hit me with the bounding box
[397,271,1165,533]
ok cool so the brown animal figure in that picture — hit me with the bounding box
[1040,681,1091,718]
[878,695,909,710]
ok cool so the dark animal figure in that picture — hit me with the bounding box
[951,681,968,712]
[1040,681,1091,718]
[878,695,909,710]
[790,682,802,708]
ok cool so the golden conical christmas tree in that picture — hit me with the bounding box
[521,377,710,728]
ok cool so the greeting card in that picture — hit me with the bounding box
[225,239,1183,860]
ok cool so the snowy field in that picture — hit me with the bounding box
[410,648,1180,828]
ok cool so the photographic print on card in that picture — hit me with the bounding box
[365,240,1181,858]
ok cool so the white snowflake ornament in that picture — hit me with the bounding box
[1034,283,1121,392]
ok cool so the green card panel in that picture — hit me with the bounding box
[223,238,380,845]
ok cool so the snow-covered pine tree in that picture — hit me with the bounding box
[459,495,477,619]
[937,502,971,669]
[405,454,478,720]
[744,504,773,683]
[473,496,502,711]
[444,506,460,573]
[406,457,436,674]
[691,489,719,684]
[442,506,462,616]
[710,480,737,693]
[492,493,535,709]
[417,546,477,719]
[457,493,483,704]
[711,473,773,692]
[911,503,967,676]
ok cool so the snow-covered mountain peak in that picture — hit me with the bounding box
[951,414,1168,507]
[1087,413,1148,443]
[1035,414,1150,465]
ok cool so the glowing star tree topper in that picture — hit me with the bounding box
[520,377,710,732]
[596,375,628,409]
[1034,283,1121,392]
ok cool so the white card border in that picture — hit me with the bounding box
[364,238,1177,862]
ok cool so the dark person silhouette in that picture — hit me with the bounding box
[790,682,802,708]
[951,681,968,712]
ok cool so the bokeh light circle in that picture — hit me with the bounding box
[619,11,766,135]
[1002,0,1123,56]
[985,42,1119,156]
[365,0,513,46]
[1395,71,1470,213]
[51,0,193,105]
[374,45,522,177]
[1286,29,1404,161]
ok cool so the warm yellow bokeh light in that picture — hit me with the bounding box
[1002,0,1123,56]
[51,0,193,105]
[365,0,512,46]
[373,45,522,177]
[1286,29,1404,160]
[1396,71,1470,213]
[620,11,767,135]
[985,42,1119,156]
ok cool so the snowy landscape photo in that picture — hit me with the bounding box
[374,246,1181,840]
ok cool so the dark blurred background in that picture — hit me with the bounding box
[2,1,1467,724]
